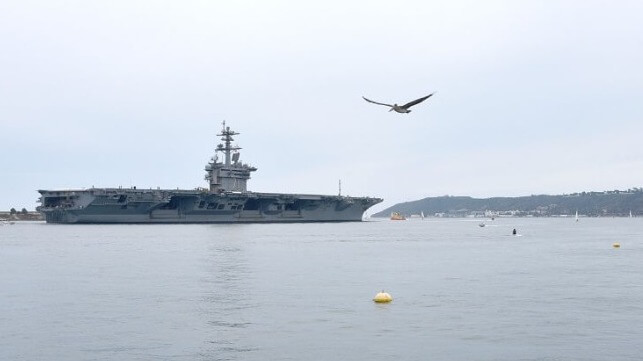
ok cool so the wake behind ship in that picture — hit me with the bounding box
[37,122,382,223]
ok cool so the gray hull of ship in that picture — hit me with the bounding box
[38,189,381,224]
[42,209,367,224]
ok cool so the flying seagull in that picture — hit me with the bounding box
[362,92,435,113]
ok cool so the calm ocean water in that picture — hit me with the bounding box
[1,218,642,361]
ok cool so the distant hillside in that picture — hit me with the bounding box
[373,189,643,218]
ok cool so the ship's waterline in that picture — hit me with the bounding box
[37,122,382,224]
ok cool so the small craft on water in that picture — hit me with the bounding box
[390,212,406,221]
[479,222,486,227]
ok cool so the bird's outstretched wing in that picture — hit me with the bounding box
[362,96,393,107]
[402,92,435,109]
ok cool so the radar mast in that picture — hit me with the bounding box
[218,120,241,166]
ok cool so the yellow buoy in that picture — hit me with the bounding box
[613,242,620,248]
[373,291,393,303]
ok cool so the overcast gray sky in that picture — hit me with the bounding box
[1,0,642,212]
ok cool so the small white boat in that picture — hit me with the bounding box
[478,222,486,227]
[575,210,579,222]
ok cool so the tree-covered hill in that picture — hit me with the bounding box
[373,188,643,217]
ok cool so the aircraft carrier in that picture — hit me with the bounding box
[37,122,382,223]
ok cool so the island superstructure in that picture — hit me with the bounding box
[37,122,382,223]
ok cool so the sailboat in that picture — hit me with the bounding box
[420,211,425,220]
[630,210,633,218]
[575,210,579,222]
